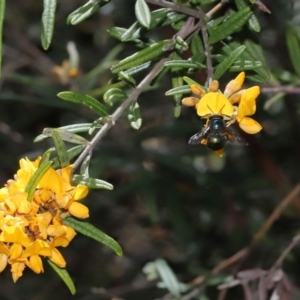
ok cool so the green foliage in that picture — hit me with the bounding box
[57,91,109,117]
[41,0,57,50]
[25,161,52,202]
[63,217,123,256]
[47,260,76,295]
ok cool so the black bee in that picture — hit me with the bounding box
[188,115,247,151]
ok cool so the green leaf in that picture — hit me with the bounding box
[0,0,5,77]
[127,101,142,130]
[161,11,186,27]
[67,0,110,25]
[80,155,90,177]
[43,128,89,145]
[213,45,246,80]
[111,40,170,73]
[121,22,142,42]
[124,61,152,76]
[183,76,205,90]
[103,88,127,106]
[63,217,123,256]
[47,260,76,295]
[191,34,204,56]
[235,0,260,32]
[34,123,100,142]
[52,130,69,168]
[25,161,52,202]
[135,0,151,28]
[118,71,136,85]
[41,0,57,50]
[149,8,169,28]
[52,145,85,169]
[165,85,191,96]
[164,60,205,69]
[58,92,109,117]
[229,59,262,71]
[155,259,181,297]
[72,174,114,190]
[208,7,252,44]
[40,148,56,165]
[107,27,127,41]
[286,27,300,77]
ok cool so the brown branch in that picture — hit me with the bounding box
[261,86,300,94]
[181,183,300,300]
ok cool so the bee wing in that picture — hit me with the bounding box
[226,126,248,146]
[188,127,210,145]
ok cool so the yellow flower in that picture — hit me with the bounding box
[0,157,89,282]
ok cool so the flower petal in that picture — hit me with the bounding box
[239,117,262,134]
[182,97,199,107]
[11,261,26,282]
[0,227,31,248]
[224,72,245,97]
[21,240,52,257]
[196,92,233,117]
[38,167,62,194]
[208,80,219,92]
[27,255,44,274]
[49,248,66,268]
[74,185,89,200]
[190,84,205,97]
[68,202,89,219]
[0,253,8,272]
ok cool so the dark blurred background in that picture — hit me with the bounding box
[0,0,300,299]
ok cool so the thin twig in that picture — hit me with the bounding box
[145,0,206,19]
[181,183,300,300]
[201,25,213,84]
[73,57,169,170]
[261,86,300,94]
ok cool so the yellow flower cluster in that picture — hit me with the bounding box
[182,72,262,134]
[0,157,89,282]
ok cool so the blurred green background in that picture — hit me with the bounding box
[1,0,300,299]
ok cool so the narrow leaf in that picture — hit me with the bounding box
[43,128,88,145]
[124,61,152,76]
[41,0,57,50]
[135,0,151,28]
[191,34,204,56]
[103,88,127,106]
[111,40,170,73]
[58,91,109,117]
[107,27,127,40]
[40,147,55,165]
[52,145,85,169]
[118,71,136,85]
[213,45,246,80]
[66,0,110,25]
[164,60,205,69]
[127,101,142,130]
[208,7,252,44]
[25,161,52,202]
[165,85,191,96]
[34,123,100,142]
[155,259,181,297]
[0,0,5,77]
[47,260,76,295]
[229,60,262,71]
[72,174,113,190]
[286,27,300,77]
[121,22,142,42]
[183,76,205,90]
[63,217,123,256]
[52,130,69,168]
[80,155,91,177]
[235,0,260,32]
